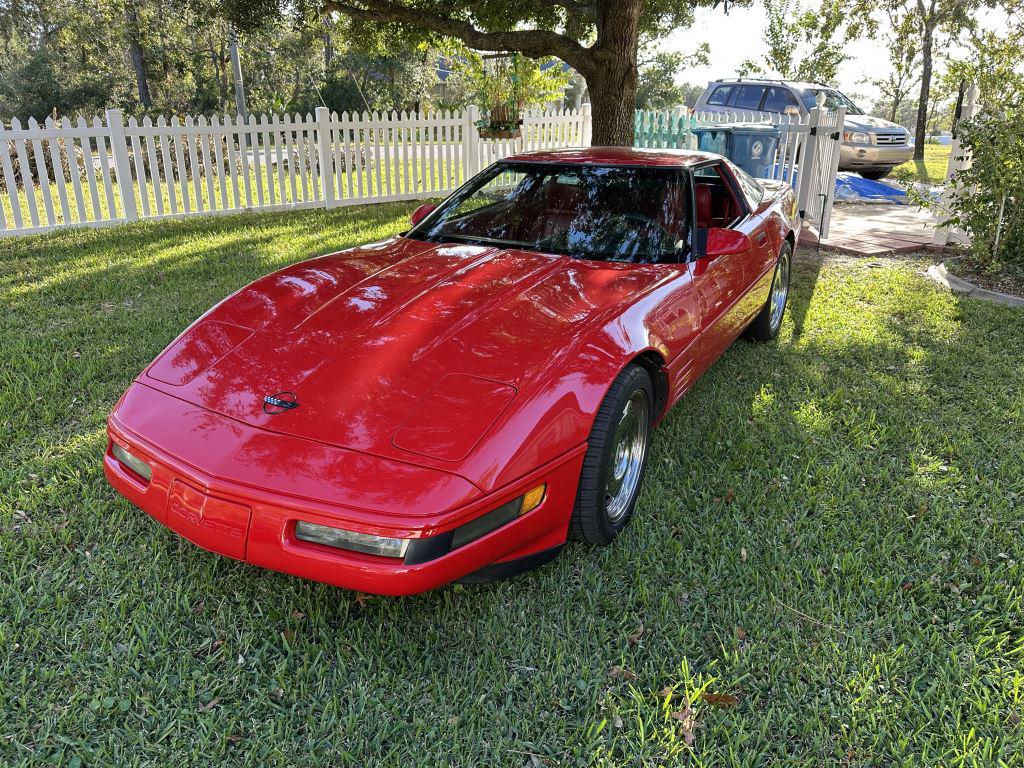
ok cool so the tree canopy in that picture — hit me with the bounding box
[0,0,449,120]
[883,0,1007,158]
[740,0,874,85]
[221,0,741,145]
[636,45,709,111]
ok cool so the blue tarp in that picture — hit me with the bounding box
[762,168,909,204]
[833,172,907,203]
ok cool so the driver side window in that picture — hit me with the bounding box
[692,164,744,255]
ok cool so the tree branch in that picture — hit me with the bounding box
[323,0,596,75]
[548,0,597,23]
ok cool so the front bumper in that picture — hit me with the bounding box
[104,384,584,595]
[839,142,914,171]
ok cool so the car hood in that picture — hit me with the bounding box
[141,236,670,481]
[844,113,907,134]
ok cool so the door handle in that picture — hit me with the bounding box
[755,232,769,246]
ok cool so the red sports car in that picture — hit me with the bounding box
[105,147,798,595]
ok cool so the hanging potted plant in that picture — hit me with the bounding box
[451,50,570,139]
[477,105,521,139]
[472,54,522,139]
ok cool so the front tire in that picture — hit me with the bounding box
[747,242,792,341]
[569,365,653,545]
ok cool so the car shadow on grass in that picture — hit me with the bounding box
[786,237,824,338]
[379,253,1024,763]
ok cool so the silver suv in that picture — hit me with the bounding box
[693,78,913,180]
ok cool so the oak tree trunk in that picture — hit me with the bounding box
[913,22,934,161]
[124,0,152,109]
[587,0,642,146]
[589,74,639,146]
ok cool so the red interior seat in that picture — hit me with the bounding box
[695,185,712,230]
[522,181,585,242]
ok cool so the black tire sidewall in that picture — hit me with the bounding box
[570,365,654,545]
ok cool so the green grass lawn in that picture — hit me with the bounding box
[895,143,953,184]
[2,206,1024,767]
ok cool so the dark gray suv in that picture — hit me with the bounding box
[694,78,913,179]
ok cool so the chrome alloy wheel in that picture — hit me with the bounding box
[605,390,650,523]
[769,250,791,333]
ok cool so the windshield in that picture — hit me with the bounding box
[408,162,690,263]
[801,88,863,115]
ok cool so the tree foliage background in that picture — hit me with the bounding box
[0,0,453,120]
[635,44,709,111]
[739,0,873,85]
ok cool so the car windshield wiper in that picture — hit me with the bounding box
[430,233,545,252]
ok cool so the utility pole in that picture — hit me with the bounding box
[228,24,248,119]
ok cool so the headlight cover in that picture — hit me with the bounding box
[111,442,152,482]
[295,521,409,558]
[297,483,547,564]
[843,131,872,145]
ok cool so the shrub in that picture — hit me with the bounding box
[942,103,1024,269]
[3,136,86,189]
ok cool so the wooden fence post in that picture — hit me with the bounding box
[934,83,980,246]
[682,108,696,151]
[464,105,481,180]
[581,102,592,147]
[105,108,137,222]
[315,106,335,208]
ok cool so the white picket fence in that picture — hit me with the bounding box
[635,97,846,237]
[0,99,845,238]
[0,104,589,238]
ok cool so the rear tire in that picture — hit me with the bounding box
[569,365,653,545]
[747,242,792,342]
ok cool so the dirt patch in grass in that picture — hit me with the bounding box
[948,256,1024,299]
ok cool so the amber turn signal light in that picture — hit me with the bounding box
[520,484,546,515]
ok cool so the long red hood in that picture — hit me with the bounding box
[139,237,673,487]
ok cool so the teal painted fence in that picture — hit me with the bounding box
[633,108,785,150]
[633,109,692,149]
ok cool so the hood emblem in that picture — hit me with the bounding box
[263,392,299,414]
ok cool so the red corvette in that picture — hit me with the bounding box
[105,147,798,595]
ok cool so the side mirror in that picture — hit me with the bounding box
[705,227,752,257]
[410,203,437,227]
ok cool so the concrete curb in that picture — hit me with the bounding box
[926,259,1024,308]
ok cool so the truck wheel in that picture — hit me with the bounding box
[859,169,892,180]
